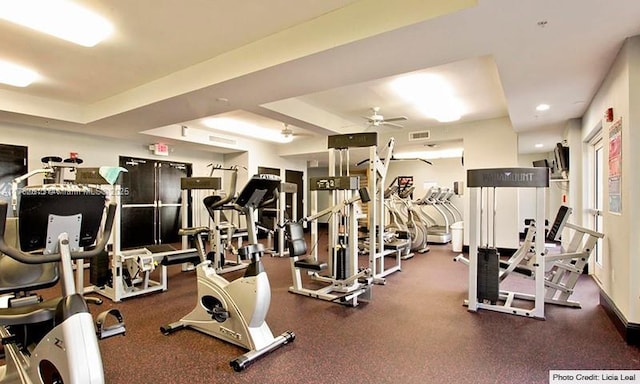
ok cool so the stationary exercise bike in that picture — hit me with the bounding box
[161,174,295,372]
[0,184,123,384]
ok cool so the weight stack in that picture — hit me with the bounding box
[477,246,499,304]
[89,249,111,287]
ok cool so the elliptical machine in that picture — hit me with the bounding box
[0,184,123,384]
[161,174,295,372]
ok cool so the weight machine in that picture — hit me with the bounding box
[286,181,372,306]
[78,168,199,303]
[267,181,298,257]
[456,167,604,319]
[460,167,548,318]
[10,155,84,215]
[287,133,383,306]
[363,138,408,282]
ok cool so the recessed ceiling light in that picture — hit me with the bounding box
[0,0,113,47]
[536,104,550,111]
[535,143,544,148]
[0,60,38,87]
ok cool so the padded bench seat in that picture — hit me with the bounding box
[160,251,201,266]
[293,258,327,272]
[384,239,410,250]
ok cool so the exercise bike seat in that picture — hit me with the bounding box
[0,217,59,293]
[0,217,60,326]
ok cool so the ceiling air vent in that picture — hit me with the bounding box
[408,130,431,141]
[209,135,237,145]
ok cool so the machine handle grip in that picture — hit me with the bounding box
[257,191,278,209]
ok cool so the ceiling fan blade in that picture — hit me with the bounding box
[382,121,404,128]
[384,116,408,122]
[390,156,433,165]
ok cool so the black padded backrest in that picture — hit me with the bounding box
[285,223,307,257]
[203,195,225,221]
[18,185,106,252]
[546,205,572,242]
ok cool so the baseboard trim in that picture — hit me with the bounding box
[599,289,640,346]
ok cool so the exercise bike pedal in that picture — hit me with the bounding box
[96,309,126,339]
[0,332,16,346]
[211,307,230,323]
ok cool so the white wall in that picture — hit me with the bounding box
[304,118,516,233]
[517,150,574,237]
[0,122,223,182]
[580,35,640,323]
[0,121,308,234]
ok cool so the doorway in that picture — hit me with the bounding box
[285,169,304,222]
[0,144,27,217]
[119,156,192,248]
[588,134,604,273]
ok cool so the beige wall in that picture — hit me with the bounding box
[581,35,640,323]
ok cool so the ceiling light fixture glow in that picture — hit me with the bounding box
[535,143,544,148]
[203,117,291,143]
[394,147,464,160]
[536,103,550,111]
[0,60,38,87]
[390,74,464,123]
[0,0,113,47]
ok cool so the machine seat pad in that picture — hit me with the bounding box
[161,251,201,266]
[142,244,176,253]
[203,195,223,208]
[0,297,60,326]
[294,258,328,271]
[384,239,410,250]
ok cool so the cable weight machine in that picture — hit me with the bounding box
[464,167,548,319]
[286,133,377,306]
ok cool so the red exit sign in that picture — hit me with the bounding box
[153,143,169,156]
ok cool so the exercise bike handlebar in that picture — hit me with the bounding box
[0,201,117,265]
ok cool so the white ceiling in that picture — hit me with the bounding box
[2,0,640,158]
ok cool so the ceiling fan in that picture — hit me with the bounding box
[363,107,408,129]
[280,124,309,140]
